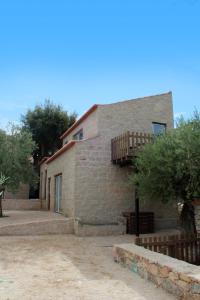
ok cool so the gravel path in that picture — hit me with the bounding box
[0,235,176,300]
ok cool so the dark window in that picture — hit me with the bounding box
[152,122,166,135]
[73,129,83,140]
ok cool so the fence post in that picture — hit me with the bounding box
[168,235,175,258]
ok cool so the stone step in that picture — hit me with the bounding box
[0,219,74,236]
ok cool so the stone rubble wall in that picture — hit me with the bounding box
[113,243,200,299]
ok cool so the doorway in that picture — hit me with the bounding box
[55,174,62,213]
[47,177,51,210]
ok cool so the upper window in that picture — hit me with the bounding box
[73,129,83,140]
[152,122,166,135]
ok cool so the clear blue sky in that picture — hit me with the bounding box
[0,0,200,129]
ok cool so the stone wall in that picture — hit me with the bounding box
[113,243,200,299]
[97,92,174,140]
[74,136,134,224]
[62,109,98,145]
[4,184,29,200]
[74,219,126,236]
[72,93,178,229]
[2,199,41,210]
[45,145,76,217]
[40,163,47,201]
[96,92,177,228]
[40,92,178,233]
[193,201,200,233]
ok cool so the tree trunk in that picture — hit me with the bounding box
[0,196,2,217]
[180,201,196,233]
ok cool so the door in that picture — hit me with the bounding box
[55,174,62,213]
[47,177,51,210]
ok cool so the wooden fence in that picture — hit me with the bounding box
[135,234,200,265]
[111,131,152,164]
[123,212,154,234]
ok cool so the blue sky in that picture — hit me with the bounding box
[0,0,200,129]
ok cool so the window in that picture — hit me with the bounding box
[73,129,83,140]
[152,122,166,135]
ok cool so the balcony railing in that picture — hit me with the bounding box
[111,131,152,165]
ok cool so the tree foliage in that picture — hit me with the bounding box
[131,111,200,232]
[21,100,77,161]
[132,111,200,204]
[0,126,37,192]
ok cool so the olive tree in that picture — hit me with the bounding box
[132,111,200,232]
[0,126,37,217]
[22,100,77,162]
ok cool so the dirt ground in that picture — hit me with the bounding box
[0,235,176,300]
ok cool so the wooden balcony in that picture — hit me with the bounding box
[111,131,152,165]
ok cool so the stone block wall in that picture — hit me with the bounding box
[74,219,126,236]
[40,163,47,201]
[97,92,174,141]
[74,136,134,224]
[113,243,200,299]
[97,92,178,228]
[62,109,98,145]
[39,92,178,233]
[45,145,76,217]
[2,199,41,210]
[4,184,29,199]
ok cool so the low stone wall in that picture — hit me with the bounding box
[113,243,200,299]
[74,219,126,236]
[2,199,42,210]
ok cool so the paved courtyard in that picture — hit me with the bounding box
[0,235,176,300]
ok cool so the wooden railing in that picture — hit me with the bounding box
[135,234,200,265]
[111,131,152,164]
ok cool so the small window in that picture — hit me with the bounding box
[73,129,83,140]
[152,122,166,135]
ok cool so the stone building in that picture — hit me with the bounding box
[40,92,178,235]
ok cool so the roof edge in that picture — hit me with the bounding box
[46,141,76,164]
[60,104,98,140]
[38,156,49,166]
[103,91,172,107]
